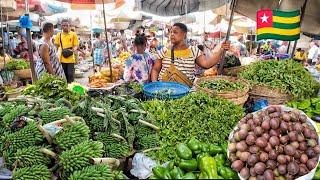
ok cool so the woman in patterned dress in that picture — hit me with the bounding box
[35,22,65,79]
[123,35,155,83]
[151,23,230,83]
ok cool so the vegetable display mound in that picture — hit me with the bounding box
[143,92,243,162]
[239,60,319,99]
[199,79,245,92]
[6,59,29,71]
[23,73,81,103]
[228,106,320,180]
[287,97,320,120]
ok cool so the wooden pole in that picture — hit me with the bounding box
[25,0,37,83]
[102,0,113,81]
[218,0,237,75]
[286,41,291,54]
[291,0,308,58]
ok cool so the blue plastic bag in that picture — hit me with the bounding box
[253,99,269,112]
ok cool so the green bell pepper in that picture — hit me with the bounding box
[179,158,198,171]
[219,167,238,179]
[170,166,184,179]
[182,172,197,179]
[201,143,210,153]
[198,156,219,179]
[209,144,224,156]
[196,153,210,161]
[152,166,171,179]
[314,169,320,179]
[177,143,193,160]
[215,154,226,167]
[187,138,201,152]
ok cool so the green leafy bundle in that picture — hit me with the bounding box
[287,97,320,119]
[239,60,320,99]
[6,59,29,71]
[22,73,82,104]
[143,92,243,162]
[199,79,245,92]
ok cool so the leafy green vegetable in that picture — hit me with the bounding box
[239,60,320,99]
[287,97,320,119]
[22,73,81,104]
[143,92,243,162]
[6,59,29,71]
[199,79,245,92]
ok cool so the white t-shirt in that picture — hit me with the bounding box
[308,45,319,62]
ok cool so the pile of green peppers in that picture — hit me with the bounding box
[151,138,238,179]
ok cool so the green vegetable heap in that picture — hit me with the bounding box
[199,79,245,92]
[23,73,82,104]
[6,59,29,71]
[151,138,238,179]
[143,92,243,162]
[239,60,320,99]
[287,97,320,120]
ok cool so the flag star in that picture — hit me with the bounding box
[260,13,269,23]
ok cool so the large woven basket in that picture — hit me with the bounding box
[223,66,246,77]
[14,69,31,79]
[194,76,250,105]
[249,84,292,105]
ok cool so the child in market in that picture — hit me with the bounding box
[123,35,155,83]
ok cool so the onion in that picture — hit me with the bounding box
[254,162,266,175]
[246,134,257,146]
[259,152,268,162]
[270,118,280,129]
[268,150,278,160]
[236,141,248,152]
[277,154,287,164]
[293,123,303,133]
[228,143,237,153]
[256,137,268,148]
[280,135,289,145]
[231,160,244,172]
[278,164,287,175]
[266,160,277,169]
[284,145,296,156]
[307,159,317,170]
[300,153,308,164]
[254,127,264,137]
[247,154,259,166]
[239,151,251,162]
[288,131,298,142]
[240,167,250,179]
[287,162,299,175]
[269,136,280,147]
[261,120,270,131]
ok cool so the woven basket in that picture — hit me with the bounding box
[223,66,246,77]
[14,69,31,79]
[194,76,250,105]
[249,84,292,105]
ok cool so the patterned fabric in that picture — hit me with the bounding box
[124,52,155,83]
[94,48,104,65]
[35,39,65,79]
[155,46,201,81]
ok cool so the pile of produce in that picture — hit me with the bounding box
[89,68,121,88]
[72,95,160,157]
[143,92,243,162]
[151,138,238,179]
[228,106,320,179]
[0,98,127,179]
[239,60,320,99]
[199,79,245,92]
[287,97,320,121]
[6,59,29,71]
[23,73,82,104]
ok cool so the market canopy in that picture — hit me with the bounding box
[135,0,230,16]
[234,0,320,35]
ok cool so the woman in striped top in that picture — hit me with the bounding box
[151,23,230,83]
[35,22,65,79]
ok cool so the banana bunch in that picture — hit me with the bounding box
[59,141,104,177]
[87,116,105,132]
[14,146,51,168]
[2,121,43,152]
[39,107,71,124]
[13,165,51,180]
[136,134,159,150]
[2,105,28,128]
[68,165,114,180]
[95,133,131,159]
[54,121,90,151]
[0,102,14,117]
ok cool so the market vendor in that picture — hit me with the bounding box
[151,23,230,86]
[123,35,155,83]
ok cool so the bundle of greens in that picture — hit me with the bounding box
[23,73,82,104]
[199,79,245,92]
[6,59,29,71]
[143,92,243,162]
[239,60,320,99]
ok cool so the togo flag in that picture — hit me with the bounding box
[256,9,301,41]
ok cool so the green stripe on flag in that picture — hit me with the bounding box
[273,10,300,17]
[273,22,300,29]
[257,34,300,41]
